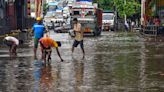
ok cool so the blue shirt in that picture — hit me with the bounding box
[32,23,45,39]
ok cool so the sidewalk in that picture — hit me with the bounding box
[0,29,32,47]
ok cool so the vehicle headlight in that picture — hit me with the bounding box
[45,22,52,26]
[110,23,114,26]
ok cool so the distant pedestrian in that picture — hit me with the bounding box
[131,21,135,32]
[32,17,46,59]
[3,36,19,56]
[125,21,129,31]
[154,16,161,34]
[72,18,85,58]
[51,21,55,30]
[39,34,63,63]
[154,16,160,26]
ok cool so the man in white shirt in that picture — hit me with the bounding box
[72,18,85,58]
[3,36,19,55]
[125,21,129,31]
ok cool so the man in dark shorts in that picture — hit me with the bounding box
[39,35,63,63]
[72,18,85,58]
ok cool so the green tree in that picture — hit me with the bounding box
[93,0,114,10]
[113,0,140,18]
[43,3,48,15]
[94,0,140,18]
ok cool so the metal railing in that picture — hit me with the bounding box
[141,25,158,36]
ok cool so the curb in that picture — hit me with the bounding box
[0,29,32,38]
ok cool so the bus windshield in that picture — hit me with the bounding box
[45,12,54,17]
[48,5,57,11]
[103,15,114,20]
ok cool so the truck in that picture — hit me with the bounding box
[47,2,59,12]
[102,10,115,31]
[70,1,102,36]
[44,2,65,29]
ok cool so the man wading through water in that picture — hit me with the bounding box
[72,18,85,58]
[32,17,46,59]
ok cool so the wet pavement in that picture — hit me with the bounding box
[0,31,164,92]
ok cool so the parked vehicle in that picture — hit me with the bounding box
[43,2,61,30]
[63,7,70,19]
[69,1,102,36]
[43,11,55,29]
[67,0,74,8]
[55,8,65,22]
[102,11,115,31]
[48,2,59,12]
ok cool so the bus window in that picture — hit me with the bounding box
[86,11,93,16]
[88,11,93,15]
[48,5,57,11]
[74,11,80,15]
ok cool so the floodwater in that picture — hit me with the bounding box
[0,31,164,92]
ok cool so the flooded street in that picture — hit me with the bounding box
[0,31,164,92]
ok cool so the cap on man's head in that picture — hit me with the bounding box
[73,18,78,22]
[36,17,42,21]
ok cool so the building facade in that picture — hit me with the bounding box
[141,0,164,25]
[0,0,32,35]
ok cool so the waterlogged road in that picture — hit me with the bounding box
[0,31,164,92]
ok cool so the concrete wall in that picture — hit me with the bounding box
[0,0,5,19]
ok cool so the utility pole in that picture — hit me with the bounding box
[35,0,42,17]
[141,0,145,26]
[114,6,118,31]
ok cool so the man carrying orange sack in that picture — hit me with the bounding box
[39,35,63,63]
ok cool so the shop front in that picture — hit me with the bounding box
[141,0,164,25]
[141,0,164,35]
[0,0,33,35]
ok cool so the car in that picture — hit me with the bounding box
[43,12,55,29]
[102,11,115,31]
[51,14,64,23]
[63,7,70,18]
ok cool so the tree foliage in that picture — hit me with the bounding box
[43,3,48,15]
[93,0,114,10]
[114,0,140,18]
[94,0,141,18]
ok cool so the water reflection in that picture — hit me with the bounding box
[33,60,42,92]
[92,32,164,91]
[40,64,53,91]
[0,59,8,92]
[72,58,84,92]
[0,57,33,92]
[140,40,164,92]
[0,32,164,92]
[33,60,60,92]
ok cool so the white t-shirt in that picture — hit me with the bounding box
[5,36,19,45]
[125,21,129,28]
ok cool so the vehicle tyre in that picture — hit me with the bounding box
[97,27,102,36]
[111,28,114,31]
[93,32,96,36]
